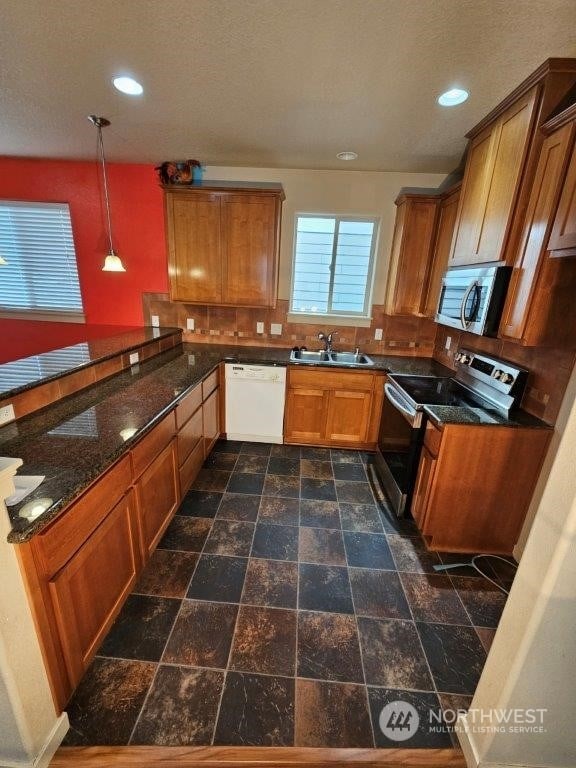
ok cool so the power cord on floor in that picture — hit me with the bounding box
[433,554,517,594]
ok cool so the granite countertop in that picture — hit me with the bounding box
[423,403,550,429]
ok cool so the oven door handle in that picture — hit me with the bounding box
[460,280,480,329]
[384,382,418,421]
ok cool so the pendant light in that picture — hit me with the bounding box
[0,255,7,265]
[88,115,126,272]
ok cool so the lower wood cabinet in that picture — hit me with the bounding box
[203,387,220,455]
[284,368,384,449]
[134,440,179,558]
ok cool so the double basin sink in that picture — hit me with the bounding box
[290,349,374,367]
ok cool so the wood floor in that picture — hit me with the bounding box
[50,745,467,767]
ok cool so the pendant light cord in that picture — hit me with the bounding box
[96,124,115,254]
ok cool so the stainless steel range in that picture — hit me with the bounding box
[372,349,529,517]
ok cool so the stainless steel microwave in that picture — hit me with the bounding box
[435,265,512,336]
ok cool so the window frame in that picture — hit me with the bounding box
[288,212,379,324]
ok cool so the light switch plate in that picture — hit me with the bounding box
[256,322,265,334]
[186,318,195,331]
[374,328,383,341]
[129,352,139,365]
[445,335,452,351]
[151,315,160,327]
[0,404,15,426]
[271,323,282,335]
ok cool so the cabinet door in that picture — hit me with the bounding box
[203,387,220,456]
[423,186,460,316]
[48,490,140,688]
[136,440,179,558]
[284,387,328,444]
[547,140,576,256]
[221,196,277,306]
[500,122,575,342]
[325,390,372,445]
[411,446,437,530]
[178,407,203,466]
[451,88,537,266]
[166,192,222,303]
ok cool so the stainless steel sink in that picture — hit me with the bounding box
[289,349,374,366]
[290,350,330,362]
[329,351,374,365]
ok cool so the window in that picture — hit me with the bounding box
[290,215,378,319]
[0,201,84,321]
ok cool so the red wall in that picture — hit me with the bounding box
[0,157,168,326]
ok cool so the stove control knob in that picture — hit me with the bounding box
[455,353,462,362]
[460,354,471,364]
[500,373,514,385]
[493,369,503,380]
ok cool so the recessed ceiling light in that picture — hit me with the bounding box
[113,76,144,96]
[438,88,469,107]
[337,151,358,161]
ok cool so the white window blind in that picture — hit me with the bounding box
[0,201,84,321]
[290,215,377,318]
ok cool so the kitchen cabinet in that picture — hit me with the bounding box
[203,388,220,455]
[284,367,384,449]
[164,182,284,307]
[411,419,551,554]
[135,440,179,558]
[423,184,461,316]
[547,112,576,257]
[500,118,576,346]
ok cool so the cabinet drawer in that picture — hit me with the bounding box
[178,407,203,466]
[131,411,176,479]
[202,369,219,400]
[32,455,132,577]
[424,421,443,457]
[175,383,202,429]
[289,368,374,391]
[179,439,204,496]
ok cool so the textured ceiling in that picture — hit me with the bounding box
[0,0,575,172]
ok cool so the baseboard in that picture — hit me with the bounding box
[225,433,283,443]
[456,714,479,767]
[28,712,69,768]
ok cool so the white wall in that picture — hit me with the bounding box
[204,166,447,301]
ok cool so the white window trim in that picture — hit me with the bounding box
[289,212,379,325]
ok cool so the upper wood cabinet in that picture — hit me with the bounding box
[164,182,284,307]
[422,184,461,316]
[547,115,576,257]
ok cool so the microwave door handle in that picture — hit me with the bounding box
[460,280,478,329]
[384,383,417,421]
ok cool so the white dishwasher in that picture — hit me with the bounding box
[225,364,287,443]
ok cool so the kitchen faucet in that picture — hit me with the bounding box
[318,331,338,352]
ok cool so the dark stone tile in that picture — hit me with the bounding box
[216,493,261,522]
[259,496,300,526]
[333,462,367,482]
[191,468,231,492]
[178,490,223,518]
[99,595,180,661]
[251,523,299,561]
[131,665,224,745]
[134,549,199,598]
[227,472,265,495]
[267,457,300,476]
[475,626,496,653]
[203,519,255,557]
[214,672,294,746]
[417,622,486,695]
[271,444,301,459]
[187,555,248,603]
[438,551,484,577]
[300,459,333,479]
[438,693,474,747]
[298,563,354,614]
[358,617,433,690]
[203,452,238,471]
[299,499,341,529]
[242,559,298,609]
[336,480,374,505]
[301,446,332,460]
[234,454,269,474]
[158,516,212,552]
[213,439,243,454]
[400,573,470,625]
[262,474,300,498]
[339,503,383,533]
[349,568,411,619]
[64,657,155,745]
[343,531,395,570]
[230,605,297,676]
[297,611,363,683]
[295,679,373,747]
[240,442,272,456]
[368,688,452,748]
[301,477,337,502]
[451,576,508,628]
[298,527,346,565]
[378,505,420,536]
[330,449,362,463]
[163,600,238,668]
[388,535,442,574]
[479,555,517,589]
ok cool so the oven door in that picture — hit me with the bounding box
[371,382,424,517]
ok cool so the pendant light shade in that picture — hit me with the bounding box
[88,115,126,273]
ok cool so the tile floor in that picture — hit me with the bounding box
[64,441,514,748]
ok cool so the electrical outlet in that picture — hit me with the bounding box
[0,404,15,426]
[374,328,383,341]
[186,318,195,331]
[445,335,452,351]
[256,321,264,334]
[270,323,282,335]
[151,315,160,327]
[129,352,139,365]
